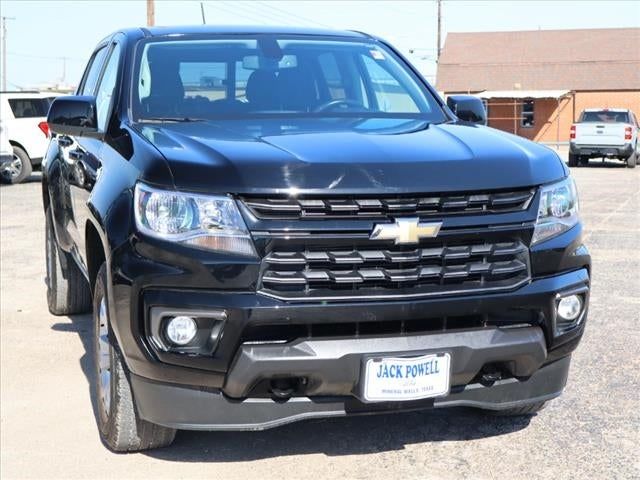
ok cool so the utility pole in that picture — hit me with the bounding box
[200,2,206,24]
[436,0,442,62]
[146,0,155,27]
[1,16,16,91]
[60,56,67,85]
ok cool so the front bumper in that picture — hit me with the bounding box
[121,267,588,429]
[131,355,571,431]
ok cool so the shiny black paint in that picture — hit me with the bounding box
[47,96,99,138]
[133,119,566,194]
[446,95,488,125]
[42,27,590,397]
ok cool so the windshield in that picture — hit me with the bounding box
[132,35,445,122]
[580,111,630,123]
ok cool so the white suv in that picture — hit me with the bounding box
[0,91,57,184]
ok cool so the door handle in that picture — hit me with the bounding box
[68,150,83,161]
[58,135,73,147]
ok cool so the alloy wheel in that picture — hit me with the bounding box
[1,153,23,180]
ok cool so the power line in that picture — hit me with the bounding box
[7,51,85,62]
[252,1,334,29]
[219,1,300,26]
[216,1,279,24]
[203,2,271,25]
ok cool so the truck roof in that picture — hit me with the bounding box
[138,25,370,39]
[582,108,629,112]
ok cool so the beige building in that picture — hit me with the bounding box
[436,28,640,144]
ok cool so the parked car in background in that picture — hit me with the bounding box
[0,122,13,173]
[569,108,639,168]
[0,91,56,183]
[44,26,590,452]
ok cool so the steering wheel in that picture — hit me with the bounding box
[314,99,368,113]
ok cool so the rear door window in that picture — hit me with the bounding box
[80,46,109,96]
[7,98,51,118]
[580,111,630,123]
[95,43,122,131]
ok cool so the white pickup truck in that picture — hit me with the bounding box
[569,108,639,168]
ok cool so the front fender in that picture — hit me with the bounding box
[42,138,74,251]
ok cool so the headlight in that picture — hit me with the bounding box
[532,177,580,245]
[134,183,256,256]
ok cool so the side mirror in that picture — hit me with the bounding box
[47,96,99,137]
[446,95,487,125]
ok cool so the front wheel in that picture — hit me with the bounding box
[0,146,32,184]
[93,264,176,452]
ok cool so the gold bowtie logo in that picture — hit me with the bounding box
[370,218,442,244]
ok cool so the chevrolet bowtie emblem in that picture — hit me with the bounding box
[370,218,442,244]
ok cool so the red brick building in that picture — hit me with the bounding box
[436,28,640,144]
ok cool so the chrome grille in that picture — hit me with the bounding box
[243,189,534,219]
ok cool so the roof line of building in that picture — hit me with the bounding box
[445,26,640,35]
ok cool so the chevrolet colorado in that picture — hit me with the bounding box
[43,26,591,452]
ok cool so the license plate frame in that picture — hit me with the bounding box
[362,353,451,403]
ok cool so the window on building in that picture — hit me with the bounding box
[521,99,535,127]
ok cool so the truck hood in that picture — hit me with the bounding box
[135,118,566,194]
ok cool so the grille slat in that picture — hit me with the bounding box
[240,311,539,344]
[261,240,530,299]
[243,189,534,219]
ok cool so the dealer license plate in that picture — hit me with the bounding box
[363,353,450,402]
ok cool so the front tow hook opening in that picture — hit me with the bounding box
[269,377,307,402]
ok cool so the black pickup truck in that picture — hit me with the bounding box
[43,26,590,452]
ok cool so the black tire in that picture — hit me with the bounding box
[45,207,92,315]
[486,400,548,417]
[0,145,32,184]
[568,153,578,167]
[627,151,636,168]
[579,156,590,167]
[93,265,176,452]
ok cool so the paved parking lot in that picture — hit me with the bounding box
[1,156,639,479]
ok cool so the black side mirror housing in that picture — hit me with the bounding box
[47,96,100,138]
[446,95,487,125]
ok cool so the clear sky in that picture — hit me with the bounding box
[2,0,639,89]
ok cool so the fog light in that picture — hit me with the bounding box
[166,316,198,345]
[557,295,582,321]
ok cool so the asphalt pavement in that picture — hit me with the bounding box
[1,154,639,479]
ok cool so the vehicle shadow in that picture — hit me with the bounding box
[50,313,100,429]
[52,313,534,462]
[579,159,629,168]
[0,171,42,186]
